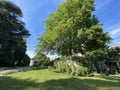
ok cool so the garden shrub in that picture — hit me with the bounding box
[76,65,88,76]
[53,58,88,76]
[55,61,65,73]
[88,72,104,77]
[71,65,76,76]
[48,66,53,71]
[66,64,71,74]
[52,47,120,76]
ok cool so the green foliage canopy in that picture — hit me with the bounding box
[37,0,111,56]
[0,0,30,66]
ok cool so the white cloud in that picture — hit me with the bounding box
[95,0,111,10]
[26,50,35,59]
[110,42,120,48]
[47,54,61,60]
[109,26,120,38]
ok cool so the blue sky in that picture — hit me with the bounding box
[10,0,120,58]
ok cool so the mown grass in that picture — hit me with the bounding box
[0,69,120,90]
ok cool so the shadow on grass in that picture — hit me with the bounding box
[0,76,120,90]
[102,75,120,82]
[53,70,62,73]
[0,76,40,90]
[39,77,120,90]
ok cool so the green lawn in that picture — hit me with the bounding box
[0,69,120,90]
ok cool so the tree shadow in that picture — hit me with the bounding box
[38,77,120,90]
[0,75,120,90]
[53,70,62,73]
[0,76,40,90]
[39,78,98,90]
[102,75,120,81]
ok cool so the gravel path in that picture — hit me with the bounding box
[0,67,33,76]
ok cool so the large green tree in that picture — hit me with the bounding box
[37,0,111,56]
[0,0,30,66]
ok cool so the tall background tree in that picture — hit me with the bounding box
[0,0,30,66]
[37,0,111,56]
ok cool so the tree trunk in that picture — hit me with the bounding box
[68,45,72,56]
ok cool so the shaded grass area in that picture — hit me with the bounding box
[0,69,120,90]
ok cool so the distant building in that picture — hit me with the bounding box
[30,57,38,66]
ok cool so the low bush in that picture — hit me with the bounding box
[51,47,120,76]
[76,65,88,76]
[88,72,104,77]
[53,59,88,76]
[48,66,53,71]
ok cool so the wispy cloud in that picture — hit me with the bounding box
[110,42,120,48]
[109,24,120,39]
[95,0,111,10]
[47,54,61,60]
[109,27,120,37]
